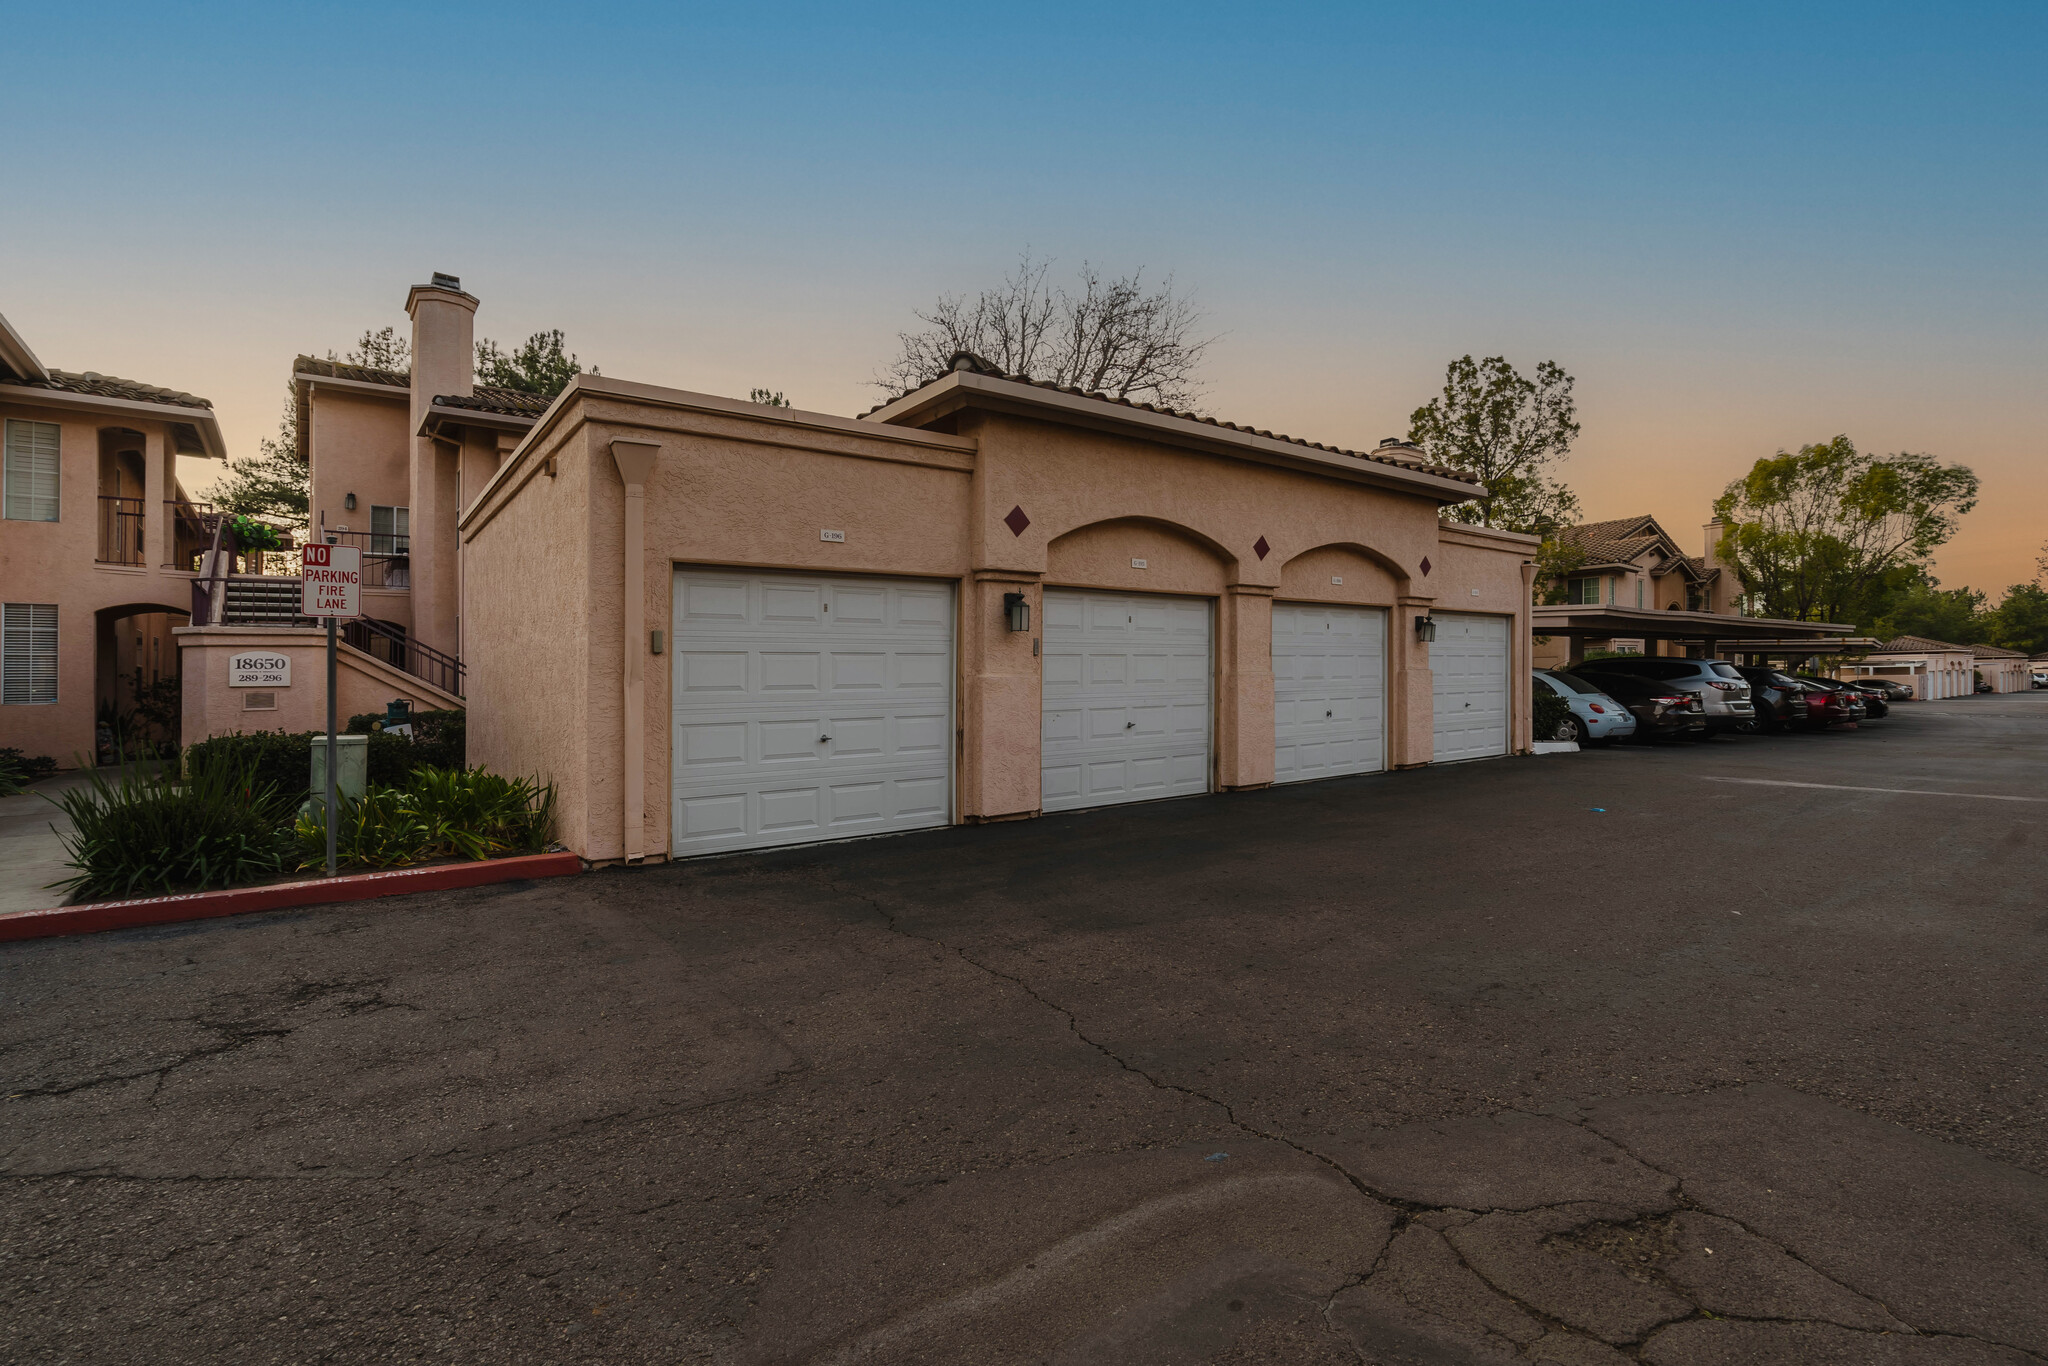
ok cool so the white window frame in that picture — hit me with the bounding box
[2,603,59,705]
[4,419,62,522]
[369,503,410,556]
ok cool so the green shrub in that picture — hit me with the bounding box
[1533,688,1576,742]
[2,747,59,796]
[185,729,433,803]
[296,766,555,871]
[346,708,465,770]
[48,757,295,901]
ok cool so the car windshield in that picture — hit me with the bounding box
[1539,671,1604,696]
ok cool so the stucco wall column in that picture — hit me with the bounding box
[143,425,167,569]
[1514,560,1537,753]
[1216,585,1274,790]
[405,281,478,659]
[610,440,661,862]
[1392,594,1436,767]
[960,569,1041,821]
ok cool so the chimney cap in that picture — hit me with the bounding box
[430,272,461,291]
[1378,436,1410,448]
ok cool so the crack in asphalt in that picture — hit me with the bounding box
[826,871,2048,1363]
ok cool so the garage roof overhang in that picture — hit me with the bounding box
[865,369,1485,503]
[1531,605,1855,644]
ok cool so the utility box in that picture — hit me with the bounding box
[307,733,369,815]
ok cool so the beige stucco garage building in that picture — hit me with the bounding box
[460,354,1538,864]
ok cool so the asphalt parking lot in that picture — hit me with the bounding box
[5,693,2047,1365]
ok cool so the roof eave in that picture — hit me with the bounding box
[865,370,1482,502]
[0,311,48,382]
[0,381,226,458]
[420,403,539,438]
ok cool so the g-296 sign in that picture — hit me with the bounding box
[300,543,363,618]
[228,652,291,687]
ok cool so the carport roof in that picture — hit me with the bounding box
[1531,604,1854,642]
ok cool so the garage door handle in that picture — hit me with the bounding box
[1325,710,1333,717]
[820,735,831,742]
[1125,721,1136,729]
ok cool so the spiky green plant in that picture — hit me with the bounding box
[48,757,295,901]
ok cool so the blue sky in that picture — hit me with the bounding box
[5,1,2042,587]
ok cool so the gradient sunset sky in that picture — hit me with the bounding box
[5,2,2042,592]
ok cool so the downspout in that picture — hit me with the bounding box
[610,439,661,863]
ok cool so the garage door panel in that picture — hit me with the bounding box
[1042,589,1212,813]
[1430,612,1509,763]
[1272,603,1386,785]
[673,570,953,855]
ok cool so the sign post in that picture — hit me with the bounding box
[301,541,363,877]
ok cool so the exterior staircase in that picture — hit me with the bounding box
[220,576,306,626]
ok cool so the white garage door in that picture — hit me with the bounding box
[1041,590,1211,813]
[1431,611,1510,763]
[1272,603,1386,783]
[671,568,953,855]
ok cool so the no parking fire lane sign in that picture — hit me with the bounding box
[301,543,362,618]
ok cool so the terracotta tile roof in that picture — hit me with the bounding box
[0,368,212,410]
[862,352,1475,483]
[1869,634,1978,654]
[294,355,408,388]
[432,386,550,418]
[1970,643,2029,658]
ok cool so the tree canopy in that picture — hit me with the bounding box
[1713,436,1979,625]
[1407,355,1582,532]
[476,329,589,397]
[878,253,1216,409]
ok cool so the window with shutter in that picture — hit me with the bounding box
[4,419,62,522]
[2,603,59,705]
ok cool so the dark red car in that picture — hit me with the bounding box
[1794,678,1868,728]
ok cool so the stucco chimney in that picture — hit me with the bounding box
[1703,516,1728,566]
[405,274,477,420]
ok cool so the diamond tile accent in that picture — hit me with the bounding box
[1253,535,1270,560]
[1419,556,1432,577]
[1004,505,1031,537]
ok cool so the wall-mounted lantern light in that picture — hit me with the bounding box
[1003,591,1031,633]
[1415,614,1438,643]
[344,492,357,511]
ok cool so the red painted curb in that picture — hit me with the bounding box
[0,851,584,944]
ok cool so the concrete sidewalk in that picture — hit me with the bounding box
[0,769,97,914]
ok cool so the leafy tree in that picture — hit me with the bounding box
[1713,436,1978,625]
[750,388,790,407]
[879,252,1216,408]
[1984,582,2048,655]
[1871,577,1986,643]
[475,329,590,397]
[342,326,411,372]
[1407,355,1582,531]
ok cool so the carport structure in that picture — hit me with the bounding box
[1532,605,1857,663]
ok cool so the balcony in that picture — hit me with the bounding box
[96,496,145,565]
[321,529,411,589]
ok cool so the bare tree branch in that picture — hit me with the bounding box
[877,253,1217,410]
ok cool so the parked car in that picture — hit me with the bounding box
[1557,668,1707,741]
[1791,677,1868,728]
[1533,669,1638,745]
[1802,679,1892,720]
[1733,666,1811,733]
[2033,670,2047,690]
[1566,657,1757,734]
[1799,675,1887,719]
[1976,680,1995,694]
[1854,678,1914,701]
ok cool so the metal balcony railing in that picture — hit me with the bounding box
[320,529,411,589]
[97,496,145,565]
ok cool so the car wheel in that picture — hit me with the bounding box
[1569,717,1590,745]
